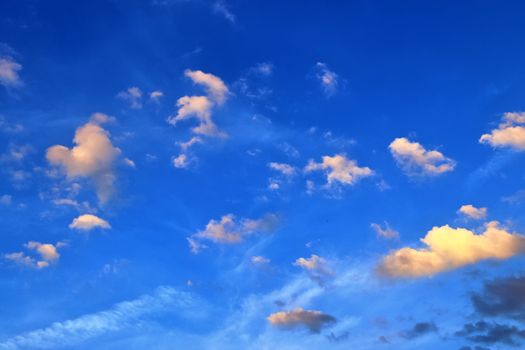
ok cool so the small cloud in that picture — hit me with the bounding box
[304,154,374,189]
[294,254,334,284]
[389,137,456,177]
[250,62,274,77]
[149,90,164,103]
[0,194,12,205]
[480,112,525,150]
[251,255,270,265]
[69,214,111,231]
[315,62,339,96]
[268,162,297,177]
[0,55,23,89]
[401,322,438,339]
[371,222,399,240]
[213,0,236,24]
[172,153,191,169]
[4,241,65,269]
[458,204,488,220]
[123,158,136,168]
[117,87,143,109]
[268,308,336,333]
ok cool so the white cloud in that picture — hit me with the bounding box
[4,241,65,269]
[378,221,525,278]
[69,214,111,231]
[389,137,456,177]
[251,255,270,265]
[480,112,525,150]
[46,114,121,203]
[168,95,224,137]
[0,56,23,88]
[458,204,487,220]
[250,62,274,76]
[184,69,229,105]
[188,213,279,252]
[150,90,164,103]
[370,222,399,240]
[294,255,334,284]
[304,154,373,188]
[268,162,297,177]
[172,153,190,169]
[117,87,143,109]
[315,62,338,96]
[213,0,236,24]
[267,308,336,333]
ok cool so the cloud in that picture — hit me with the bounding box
[187,213,279,252]
[456,321,525,346]
[458,205,488,220]
[150,90,164,103]
[251,255,270,265]
[172,153,190,168]
[378,221,525,278]
[480,112,525,150]
[401,322,438,339]
[0,56,23,88]
[267,308,336,333]
[294,255,335,284]
[389,137,456,177]
[0,286,198,349]
[69,214,111,231]
[184,69,229,105]
[117,87,143,109]
[471,274,525,320]
[250,62,274,76]
[213,0,236,24]
[304,154,374,188]
[0,194,12,205]
[370,222,400,240]
[4,241,65,269]
[46,114,121,203]
[268,162,297,177]
[315,62,338,96]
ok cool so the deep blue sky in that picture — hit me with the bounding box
[1,1,525,349]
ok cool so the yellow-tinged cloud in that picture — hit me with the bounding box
[389,137,455,177]
[267,308,336,332]
[46,113,121,203]
[378,221,525,278]
[69,214,111,231]
[304,154,373,187]
[458,204,487,220]
[480,112,525,150]
[4,241,65,269]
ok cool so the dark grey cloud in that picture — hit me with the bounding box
[401,322,438,339]
[471,275,525,320]
[456,321,525,346]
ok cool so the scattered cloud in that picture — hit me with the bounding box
[4,241,65,269]
[0,116,23,133]
[471,274,525,320]
[46,113,121,203]
[0,55,23,88]
[184,69,229,105]
[267,308,336,333]
[69,214,111,231]
[315,62,338,96]
[458,204,488,220]
[370,222,399,240]
[480,112,525,150]
[401,322,438,339]
[268,162,297,177]
[250,62,274,77]
[294,254,335,284]
[304,154,374,189]
[378,221,525,278]
[150,90,164,103]
[117,87,143,109]
[456,321,525,346]
[389,137,456,177]
[251,255,270,265]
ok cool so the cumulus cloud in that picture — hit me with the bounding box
[378,221,525,278]
[172,153,190,169]
[458,204,488,220]
[389,137,456,177]
[117,87,143,109]
[315,62,338,96]
[46,114,121,203]
[267,308,336,333]
[304,154,374,188]
[371,222,400,240]
[69,214,111,231]
[187,213,278,253]
[480,112,525,150]
[184,69,229,105]
[0,56,23,88]
[4,241,65,269]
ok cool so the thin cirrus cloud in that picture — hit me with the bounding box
[480,112,525,150]
[46,113,122,204]
[0,55,23,88]
[389,137,456,177]
[268,162,297,177]
[378,221,525,278]
[187,213,279,253]
[267,308,337,333]
[304,154,374,189]
[370,222,400,240]
[458,204,488,220]
[69,214,111,231]
[4,241,65,269]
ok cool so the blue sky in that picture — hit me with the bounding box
[2,0,525,349]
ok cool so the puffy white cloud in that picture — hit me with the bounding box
[268,162,296,177]
[46,114,121,203]
[168,95,224,138]
[172,153,190,168]
[69,214,111,231]
[378,221,525,278]
[370,222,399,240]
[0,56,22,88]
[315,62,338,96]
[480,112,525,150]
[304,154,373,188]
[185,69,229,105]
[458,204,487,220]
[117,87,143,109]
[267,308,336,333]
[149,90,164,103]
[188,213,279,253]
[389,137,456,177]
[4,241,65,269]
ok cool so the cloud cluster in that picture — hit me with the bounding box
[305,154,374,188]
[4,241,65,269]
[389,137,456,177]
[46,113,121,203]
[456,321,525,346]
[458,204,487,220]
[69,214,111,231]
[267,308,336,333]
[378,221,525,278]
[0,56,23,88]
[480,112,525,150]
[187,213,279,253]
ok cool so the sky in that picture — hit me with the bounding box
[1,0,525,349]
